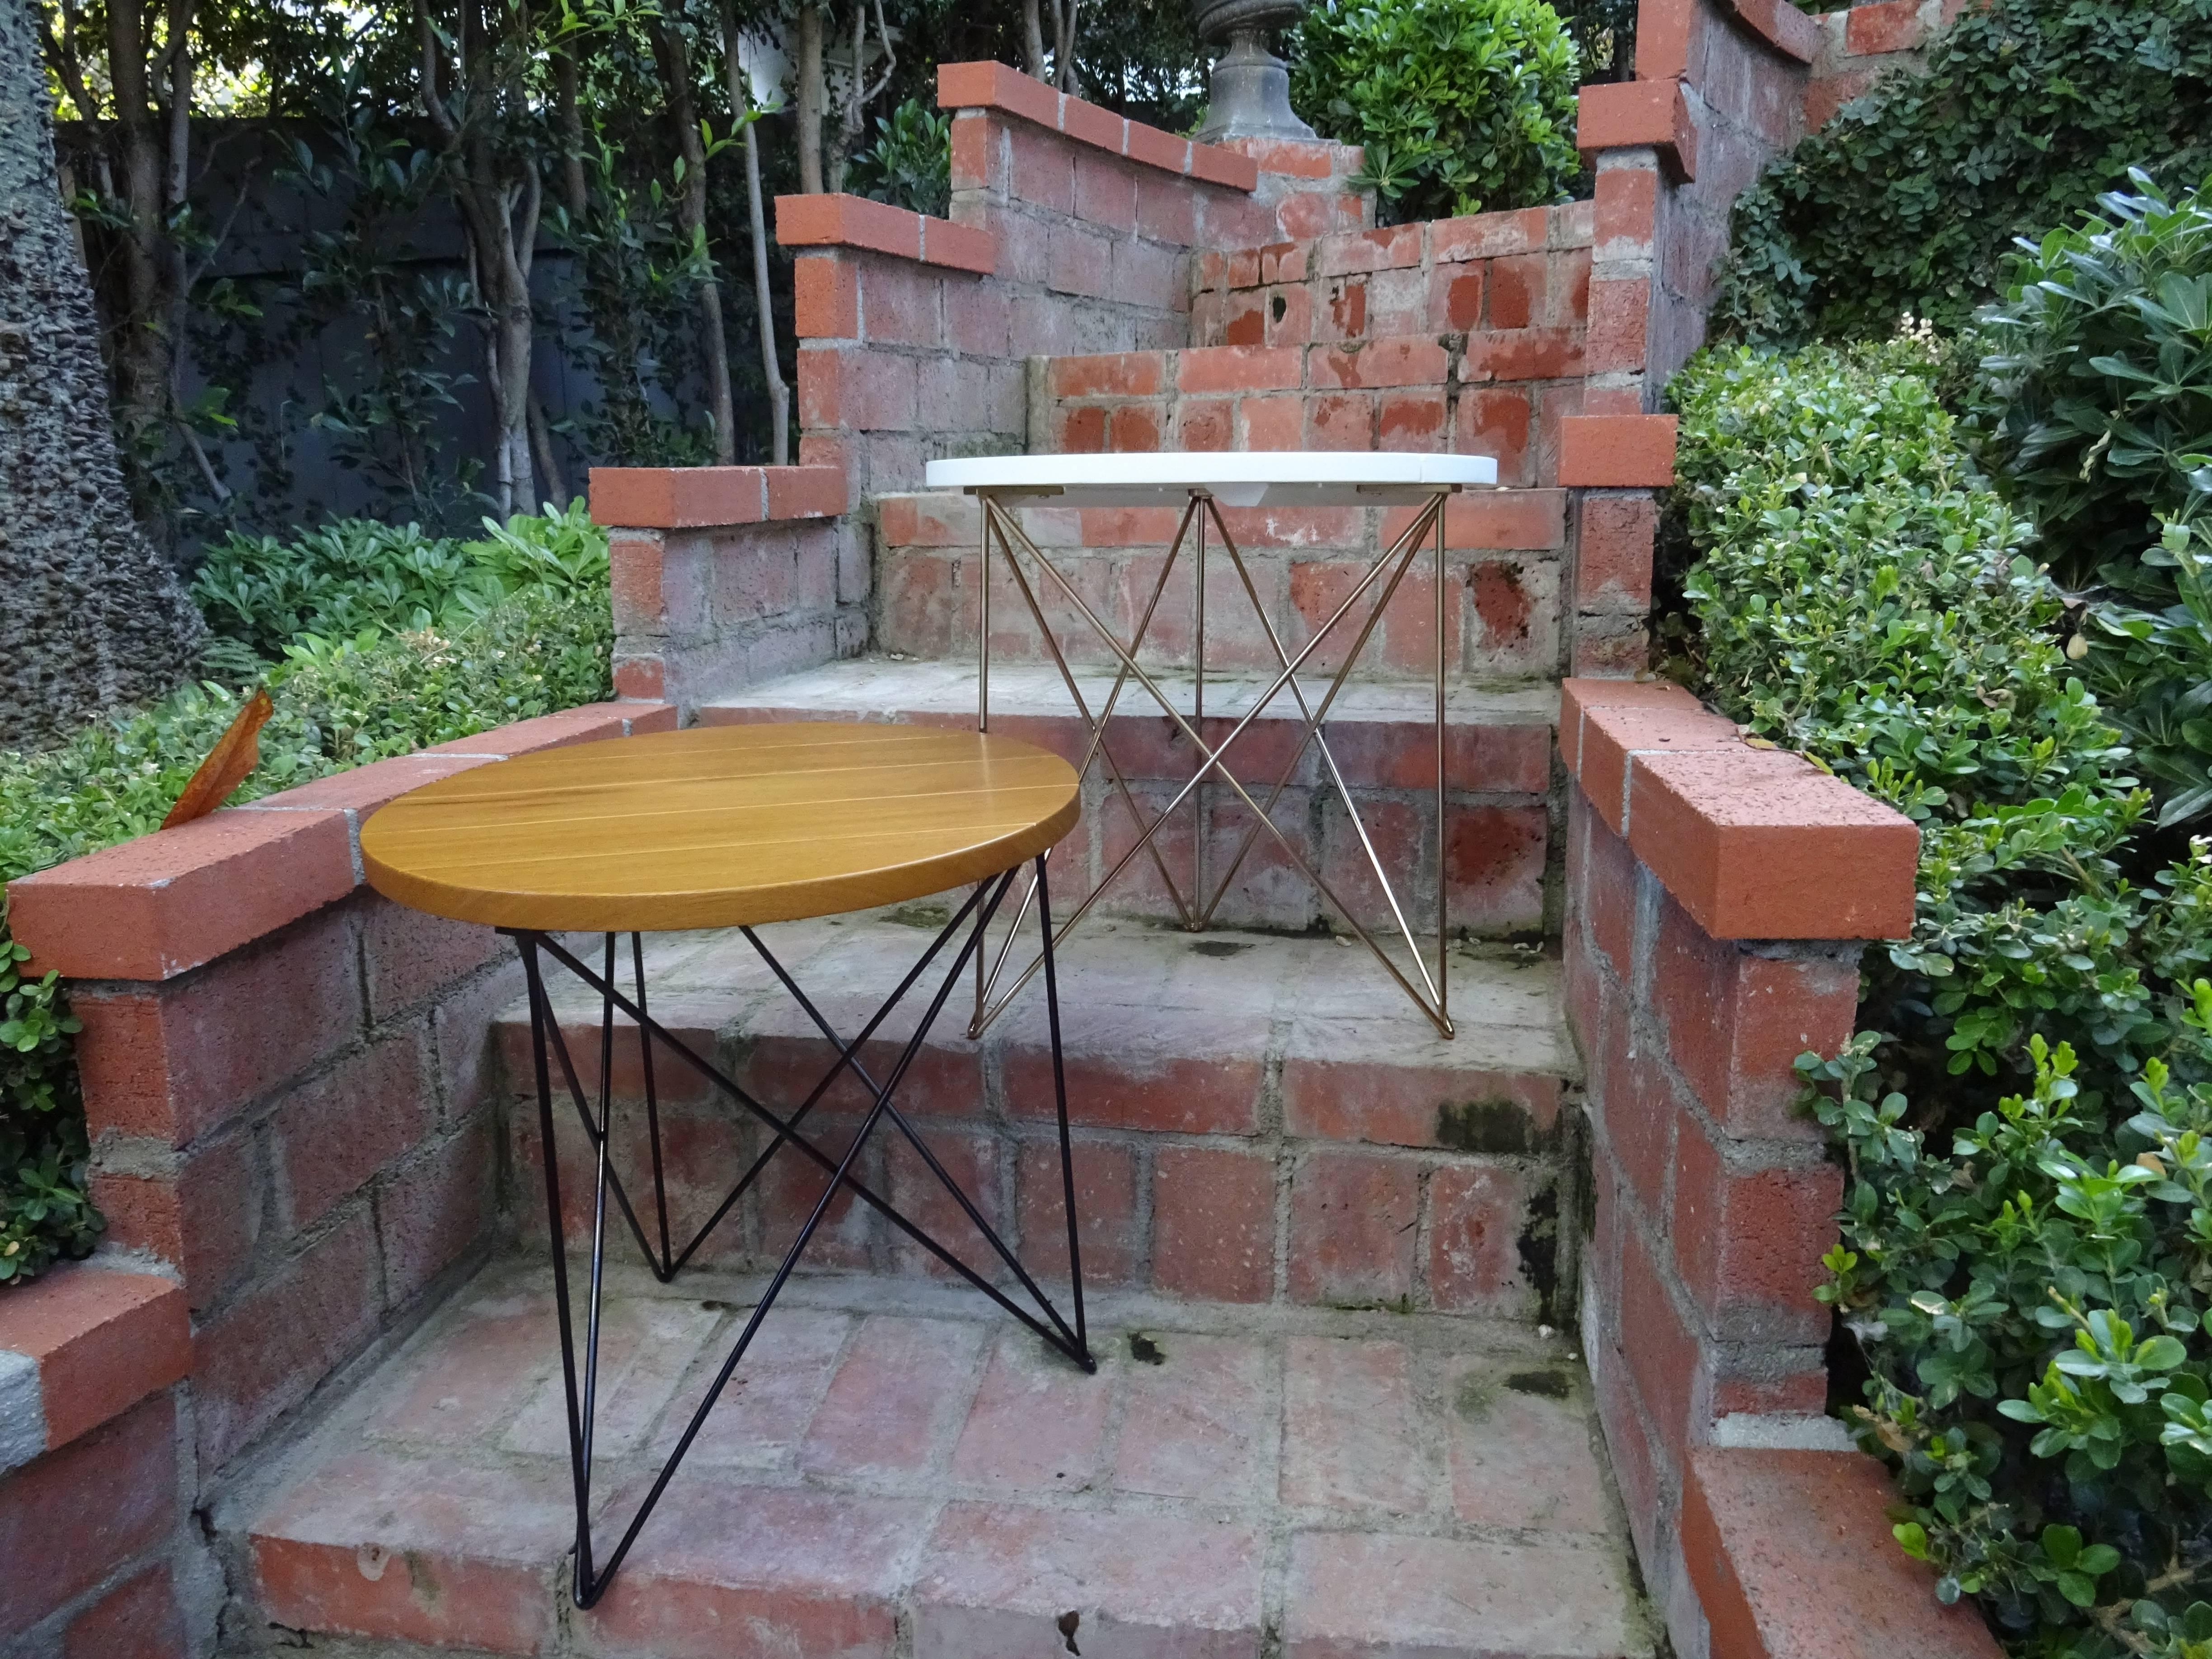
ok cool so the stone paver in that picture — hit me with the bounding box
[243,1261,1653,1658]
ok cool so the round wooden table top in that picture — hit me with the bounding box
[360,722,1081,932]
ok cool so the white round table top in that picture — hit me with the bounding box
[923,450,1499,508]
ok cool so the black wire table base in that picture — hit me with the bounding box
[503,855,1092,1608]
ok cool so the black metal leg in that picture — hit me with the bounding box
[507,864,1093,1609]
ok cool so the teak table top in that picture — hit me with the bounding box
[359,722,1081,932]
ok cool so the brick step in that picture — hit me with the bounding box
[875,487,1571,684]
[497,909,1577,1320]
[239,1260,1655,1658]
[699,656,1556,936]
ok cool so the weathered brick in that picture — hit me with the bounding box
[89,1134,259,1312]
[193,1207,383,1472]
[73,906,362,1146]
[64,1562,185,1659]
[1650,895,1860,1139]
[0,1394,177,1634]
[1014,1139,1137,1285]
[1672,1114,1841,1344]
[270,1026,435,1232]
[1281,1336,1429,1510]
[1176,344,1303,394]
[1429,1164,1533,1313]
[1287,1149,1419,1306]
[250,1449,566,1653]
[800,1316,986,1479]
[1577,492,1657,608]
[8,807,355,983]
[1152,1146,1273,1302]
[0,1266,189,1458]
[376,1119,496,1308]
[912,1501,1264,1655]
[793,253,858,338]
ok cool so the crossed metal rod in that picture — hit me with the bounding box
[507,854,1091,1608]
[965,485,1457,1040]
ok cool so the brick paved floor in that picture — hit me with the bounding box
[241,1260,1654,1657]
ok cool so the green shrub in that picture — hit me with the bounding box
[1,511,612,1285]
[847,97,951,220]
[1964,176,2212,827]
[1673,338,2212,1653]
[1711,0,2212,345]
[1972,174,2212,589]
[1288,0,1581,223]
[192,498,608,669]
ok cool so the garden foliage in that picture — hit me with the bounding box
[0,509,612,1285]
[1673,340,2212,1654]
[1711,0,2212,345]
[847,97,954,220]
[1968,176,2212,828]
[1287,0,1581,223]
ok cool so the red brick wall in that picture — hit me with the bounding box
[591,463,862,706]
[1803,0,1972,130]
[6,703,675,1485]
[0,700,675,1654]
[1556,677,1931,1657]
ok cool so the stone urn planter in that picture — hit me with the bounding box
[1192,0,1317,141]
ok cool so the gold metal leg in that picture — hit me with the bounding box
[965,488,1460,1039]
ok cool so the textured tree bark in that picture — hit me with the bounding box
[651,19,737,465]
[722,2,791,466]
[0,0,206,749]
[418,0,537,515]
[1023,0,1047,80]
[794,3,825,195]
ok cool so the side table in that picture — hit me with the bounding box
[924,450,1498,1039]
[361,721,1090,1607]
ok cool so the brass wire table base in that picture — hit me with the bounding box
[963,485,1459,1040]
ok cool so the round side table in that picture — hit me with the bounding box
[361,720,1090,1607]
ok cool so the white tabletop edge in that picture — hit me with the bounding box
[923,451,1500,490]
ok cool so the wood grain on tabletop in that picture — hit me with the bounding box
[359,722,1080,932]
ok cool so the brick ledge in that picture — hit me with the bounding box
[936,60,1260,192]
[0,1265,187,1471]
[774,192,997,275]
[1559,678,1917,940]
[588,463,846,530]
[6,701,678,982]
[1685,1447,2002,1658]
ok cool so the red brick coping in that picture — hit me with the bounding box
[936,60,1261,192]
[1576,79,1700,180]
[1686,1447,2004,1658]
[775,192,998,276]
[587,461,846,529]
[0,1266,187,1471]
[1558,677,1917,939]
[8,700,675,981]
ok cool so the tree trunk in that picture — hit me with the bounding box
[420,0,537,515]
[550,39,588,224]
[795,3,824,194]
[1053,0,1079,91]
[1022,0,1047,80]
[650,19,736,465]
[722,2,790,466]
[99,0,177,496]
[0,0,206,748]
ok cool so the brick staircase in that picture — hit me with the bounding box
[220,66,1662,1659]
